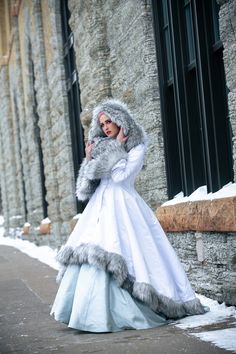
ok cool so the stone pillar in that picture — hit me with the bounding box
[31,0,61,242]
[0,67,22,233]
[0,116,9,232]
[218,0,236,181]
[68,0,112,138]
[47,0,77,243]
[10,13,45,232]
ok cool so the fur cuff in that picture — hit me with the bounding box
[75,158,100,201]
[56,243,206,319]
[85,140,128,180]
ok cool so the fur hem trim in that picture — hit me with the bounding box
[56,243,206,319]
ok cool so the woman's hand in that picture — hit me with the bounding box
[85,142,94,160]
[116,128,128,144]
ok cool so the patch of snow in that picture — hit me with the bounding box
[193,328,236,353]
[176,294,236,329]
[0,227,4,237]
[0,235,59,270]
[174,295,236,352]
[24,222,31,227]
[162,182,236,206]
[41,217,51,224]
[9,215,23,219]
[73,213,82,220]
[0,215,4,225]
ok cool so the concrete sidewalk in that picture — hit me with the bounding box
[0,245,231,354]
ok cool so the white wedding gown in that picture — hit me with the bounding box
[51,143,206,332]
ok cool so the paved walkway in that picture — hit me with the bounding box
[0,245,231,354]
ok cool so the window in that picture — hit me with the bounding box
[61,0,85,212]
[152,0,233,199]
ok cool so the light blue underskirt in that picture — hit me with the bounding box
[50,264,168,332]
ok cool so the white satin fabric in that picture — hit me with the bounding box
[66,143,196,304]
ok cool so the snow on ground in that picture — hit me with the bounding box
[0,232,59,270]
[176,294,236,329]
[163,182,236,206]
[0,224,235,352]
[193,328,236,353]
[175,294,236,352]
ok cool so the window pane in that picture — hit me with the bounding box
[164,27,173,80]
[163,0,168,25]
[184,3,195,64]
[212,0,220,44]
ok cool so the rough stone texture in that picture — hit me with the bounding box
[16,6,44,227]
[46,0,77,243]
[0,66,23,232]
[167,231,236,306]
[156,197,236,232]
[68,0,168,208]
[0,68,10,232]
[218,0,236,180]
[31,0,63,242]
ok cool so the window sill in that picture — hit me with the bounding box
[156,196,236,232]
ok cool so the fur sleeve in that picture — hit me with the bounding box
[75,158,100,201]
[85,140,128,180]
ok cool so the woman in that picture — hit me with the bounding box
[50,98,207,332]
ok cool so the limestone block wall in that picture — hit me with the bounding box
[168,231,236,305]
[0,68,11,232]
[0,65,26,234]
[10,15,31,230]
[218,0,236,180]
[46,0,77,242]
[17,5,44,227]
[68,0,168,208]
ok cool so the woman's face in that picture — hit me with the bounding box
[99,113,120,138]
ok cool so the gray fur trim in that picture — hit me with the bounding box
[89,98,148,152]
[183,298,207,315]
[56,245,74,264]
[75,139,127,201]
[75,158,100,201]
[85,140,128,180]
[56,244,206,319]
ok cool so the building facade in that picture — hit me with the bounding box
[0,0,235,304]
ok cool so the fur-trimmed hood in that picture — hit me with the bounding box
[88,98,147,152]
[75,98,148,201]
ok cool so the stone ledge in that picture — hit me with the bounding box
[156,196,236,232]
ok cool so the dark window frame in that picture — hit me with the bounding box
[152,0,233,199]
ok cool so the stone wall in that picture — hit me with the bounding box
[0,66,23,233]
[46,0,77,243]
[167,231,236,305]
[218,0,236,180]
[0,0,78,245]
